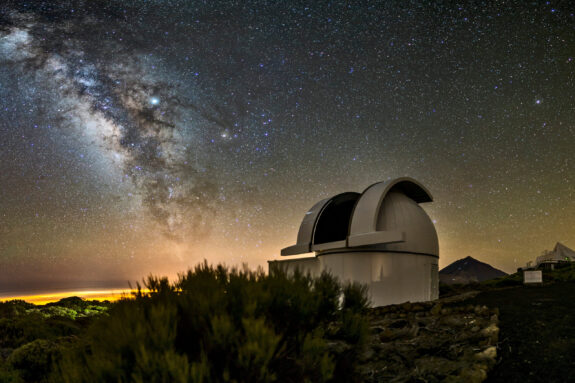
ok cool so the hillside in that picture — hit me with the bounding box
[0,281,499,383]
[465,280,575,383]
[0,265,501,383]
[7,264,575,382]
[440,256,507,285]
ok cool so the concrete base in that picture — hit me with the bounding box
[269,252,438,307]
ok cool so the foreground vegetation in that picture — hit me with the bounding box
[0,297,110,382]
[6,264,575,382]
[0,263,369,382]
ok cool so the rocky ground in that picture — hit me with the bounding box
[466,281,575,383]
[352,292,499,382]
[344,280,575,383]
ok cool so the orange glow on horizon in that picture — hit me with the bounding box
[0,289,151,305]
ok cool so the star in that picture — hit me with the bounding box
[0,0,574,292]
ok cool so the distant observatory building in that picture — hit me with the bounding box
[269,178,439,307]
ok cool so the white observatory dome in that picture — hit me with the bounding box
[369,190,438,256]
[281,177,438,257]
[273,177,440,306]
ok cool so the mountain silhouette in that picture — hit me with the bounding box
[440,256,507,284]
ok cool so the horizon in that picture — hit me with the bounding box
[0,288,137,305]
[0,253,526,303]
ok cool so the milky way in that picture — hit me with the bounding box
[1,1,575,291]
[1,7,220,241]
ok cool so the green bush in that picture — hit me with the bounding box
[0,364,22,383]
[338,311,369,345]
[0,318,25,348]
[341,282,370,313]
[7,339,62,382]
[48,297,86,310]
[39,306,78,320]
[0,301,34,319]
[54,263,369,383]
[43,297,110,318]
[0,297,109,382]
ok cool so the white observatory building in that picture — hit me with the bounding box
[269,177,439,307]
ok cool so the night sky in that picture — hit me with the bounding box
[1,0,574,293]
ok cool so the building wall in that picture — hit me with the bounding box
[319,252,438,307]
[268,257,321,277]
[269,252,438,307]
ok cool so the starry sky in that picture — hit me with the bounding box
[1,0,574,293]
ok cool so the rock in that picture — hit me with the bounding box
[354,292,500,383]
[440,315,467,328]
[431,303,443,316]
[358,347,375,362]
[413,356,460,379]
[480,324,499,344]
[474,305,490,316]
[475,346,497,361]
[388,319,409,328]
[412,304,425,312]
[379,327,414,342]
[401,301,412,311]
[326,340,352,354]
[458,363,488,383]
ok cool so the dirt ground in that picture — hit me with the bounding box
[465,281,575,383]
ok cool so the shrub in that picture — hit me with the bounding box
[0,319,25,349]
[0,301,34,319]
[7,339,62,382]
[341,282,370,313]
[0,364,22,383]
[54,263,369,383]
[40,306,78,320]
[338,311,369,345]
